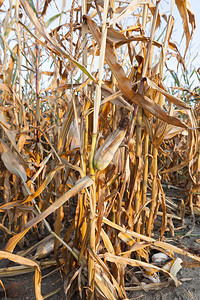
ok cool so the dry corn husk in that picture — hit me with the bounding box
[0,141,27,182]
[68,119,81,150]
[94,128,126,171]
[162,258,183,277]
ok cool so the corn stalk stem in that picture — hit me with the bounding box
[88,2,109,297]
[93,1,109,135]
[15,0,25,126]
[88,182,96,299]
[135,3,148,236]
[82,0,87,85]
[82,0,88,173]
[35,0,40,126]
[141,5,149,231]
[142,131,149,234]
[147,1,174,236]
[141,0,160,236]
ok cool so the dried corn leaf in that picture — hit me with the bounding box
[118,232,149,260]
[125,281,171,291]
[105,27,162,48]
[17,134,27,153]
[0,279,6,298]
[0,259,58,277]
[109,0,158,26]
[0,141,27,182]
[103,217,200,262]
[175,0,195,56]
[5,45,17,86]
[65,266,83,297]
[85,15,188,129]
[143,77,190,110]
[0,111,28,169]
[88,248,124,299]
[121,241,151,256]
[157,125,185,140]
[22,165,64,204]
[101,229,115,254]
[5,176,93,252]
[0,83,22,107]
[95,275,117,300]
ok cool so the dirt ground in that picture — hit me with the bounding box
[127,204,200,300]
[0,267,65,299]
[0,188,200,300]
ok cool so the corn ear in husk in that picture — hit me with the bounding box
[34,239,55,259]
[152,252,169,264]
[94,128,126,171]
[143,268,160,283]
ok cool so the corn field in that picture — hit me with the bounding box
[0,0,200,299]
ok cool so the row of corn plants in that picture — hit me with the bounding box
[0,0,200,299]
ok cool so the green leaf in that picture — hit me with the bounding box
[0,34,16,60]
[4,17,15,37]
[27,0,37,15]
[45,13,61,28]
